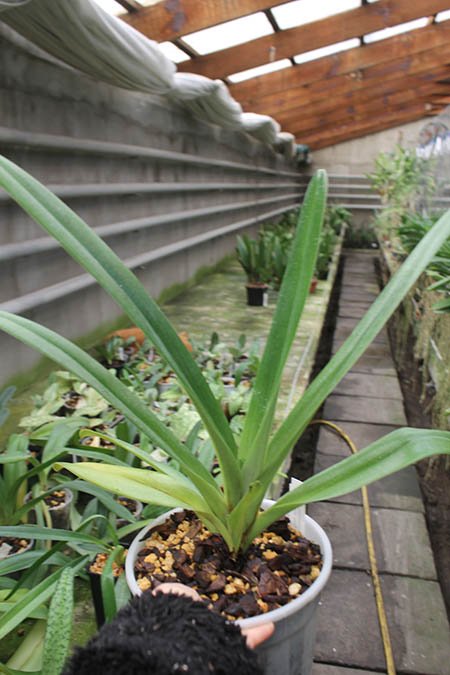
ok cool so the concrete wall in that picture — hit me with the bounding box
[311,119,426,175]
[0,27,304,387]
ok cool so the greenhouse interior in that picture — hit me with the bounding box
[0,1,449,674]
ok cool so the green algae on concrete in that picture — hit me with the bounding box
[163,234,344,429]
[0,256,236,445]
[162,236,344,497]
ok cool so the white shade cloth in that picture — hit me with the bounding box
[0,0,294,151]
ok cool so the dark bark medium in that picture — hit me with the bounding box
[134,510,323,621]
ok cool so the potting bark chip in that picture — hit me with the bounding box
[134,511,322,621]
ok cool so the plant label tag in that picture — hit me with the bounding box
[289,477,306,533]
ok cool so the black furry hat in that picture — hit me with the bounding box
[63,591,263,674]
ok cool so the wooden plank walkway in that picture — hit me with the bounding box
[311,250,450,675]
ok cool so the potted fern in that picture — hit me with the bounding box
[236,234,271,305]
[0,157,449,674]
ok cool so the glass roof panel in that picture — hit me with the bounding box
[228,59,292,84]
[158,42,191,64]
[436,10,450,22]
[182,13,274,56]
[294,38,360,65]
[364,17,429,43]
[272,0,361,31]
[92,0,125,16]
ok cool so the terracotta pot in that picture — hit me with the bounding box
[309,278,318,294]
[125,501,332,675]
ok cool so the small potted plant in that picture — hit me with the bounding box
[0,433,34,559]
[236,234,271,306]
[0,158,449,674]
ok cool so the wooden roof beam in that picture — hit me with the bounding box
[121,1,284,42]
[231,21,450,106]
[177,0,450,80]
[259,65,450,122]
[293,103,432,149]
[429,96,450,105]
[280,83,437,136]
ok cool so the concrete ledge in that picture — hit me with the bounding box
[0,126,302,178]
[326,193,381,202]
[0,180,300,203]
[0,192,299,262]
[328,203,382,211]
[0,200,297,315]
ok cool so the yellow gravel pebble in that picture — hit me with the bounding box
[288,582,301,596]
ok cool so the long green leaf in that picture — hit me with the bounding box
[114,571,131,611]
[0,552,50,578]
[0,155,241,506]
[78,429,192,482]
[5,619,46,673]
[6,541,68,602]
[56,462,233,548]
[0,525,108,548]
[115,514,168,541]
[54,478,140,522]
[75,430,233,520]
[56,462,204,511]
[0,666,40,675]
[0,557,87,641]
[77,429,232,518]
[41,568,74,675]
[239,171,327,484]
[40,419,85,482]
[65,446,131,466]
[243,428,450,546]
[263,209,450,486]
[101,547,123,623]
[0,455,31,465]
[0,604,47,620]
[3,435,28,511]
[0,312,225,520]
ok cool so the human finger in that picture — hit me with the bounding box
[153,582,202,601]
[241,622,275,649]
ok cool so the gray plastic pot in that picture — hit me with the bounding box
[25,486,73,530]
[125,500,332,675]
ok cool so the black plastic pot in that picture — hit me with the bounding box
[117,497,144,545]
[246,284,268,307]
[87,567,106,628]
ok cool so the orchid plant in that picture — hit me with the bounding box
[0,156,449,554]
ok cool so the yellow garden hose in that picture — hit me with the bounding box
[309,419,396,675]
